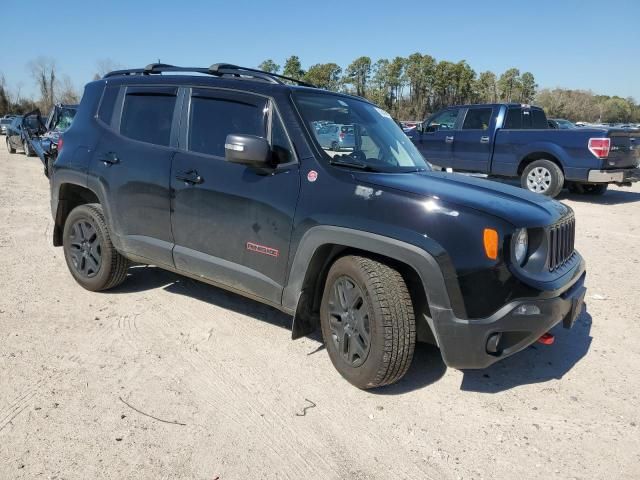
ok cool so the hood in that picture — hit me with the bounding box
[353,171,570,227]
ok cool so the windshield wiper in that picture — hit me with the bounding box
[329,157,379,172]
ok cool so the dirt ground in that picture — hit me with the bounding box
[0,147,639,480]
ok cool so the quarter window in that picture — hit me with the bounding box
[189,95,266,157]
[271,112,294,164]
[120,93,176,146]
[462,108,492,130]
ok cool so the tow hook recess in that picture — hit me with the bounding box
[537,332,555,345]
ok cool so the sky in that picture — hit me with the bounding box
[1,0,639,100]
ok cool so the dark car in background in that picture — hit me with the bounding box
[5,112,46,155]
[34,104,78,176]
[548,118,576,129]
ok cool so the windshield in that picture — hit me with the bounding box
[293,92,429,173]
[54,108,77,131]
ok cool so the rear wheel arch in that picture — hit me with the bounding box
[517,151,564,176]
[53,183,100,246]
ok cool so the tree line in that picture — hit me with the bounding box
[260,54,640,123]
[1,55,638,123]
[260,54,538,119]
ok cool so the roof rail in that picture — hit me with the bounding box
[103,62,316,88]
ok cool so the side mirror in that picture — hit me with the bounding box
[225,134,272,169]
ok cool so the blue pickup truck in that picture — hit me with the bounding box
[411,103,640,197]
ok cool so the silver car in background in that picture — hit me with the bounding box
[313,123,355,151]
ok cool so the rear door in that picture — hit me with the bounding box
[170,88,300,304]
[413,108,459,168]
[90,85,180,266]
[452,106,494,172]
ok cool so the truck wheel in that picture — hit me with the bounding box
[62,203,129,291]
[521,159,564,197]
[331,141,339,152]
[569,183,608,196]
[320,256,416,389]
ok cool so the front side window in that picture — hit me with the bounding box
[120,92,176,146]
[294,92,428,173]
[462,108,492,130]
[189,94,266,157]
[426,109,459,132]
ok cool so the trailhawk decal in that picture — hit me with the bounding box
[246,242,279,258]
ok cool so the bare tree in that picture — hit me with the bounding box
[94,58,122,80]
[28,57,56,112]
[57,75,80,104]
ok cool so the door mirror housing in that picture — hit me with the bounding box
[225,134,272,169]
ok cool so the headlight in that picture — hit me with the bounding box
[514,228,528,265]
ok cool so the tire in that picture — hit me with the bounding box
[45,156,53,179]
[331,141,339,152]
[320,256,416,389]
[23,139,33,156]
[62,203,129,291]
[6,138,15,154]
[521,159,564,197]
[569,183,608,196]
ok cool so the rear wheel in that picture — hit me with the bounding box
[521,159,564,197]
[6,138,15,154]
[320,256,416,389]
[63,203,129,291]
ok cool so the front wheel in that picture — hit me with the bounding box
[7,138,15,154]
[521,159,564,197]
[23,140,33,156]
[320,256,416,389]
[63,203,129,291]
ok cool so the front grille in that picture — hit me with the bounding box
[548,216,575,271]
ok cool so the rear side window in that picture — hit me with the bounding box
[98,87,119,125]
[120,92,176,146]
[462,108,492,130]
[189,95,266,157]
[504,108,522,129]
[531,109,548,129]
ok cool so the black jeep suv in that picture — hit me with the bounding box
[50,63,587,389]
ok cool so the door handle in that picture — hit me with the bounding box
[100,152,120,166]
[445,136,454,144]
[480,136,490,143]
[175,170,204,185]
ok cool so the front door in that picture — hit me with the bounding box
[170,88,300,304]
[413,108,459,168]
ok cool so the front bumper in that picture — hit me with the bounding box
[587,167,640,184]
[429,271,587,370]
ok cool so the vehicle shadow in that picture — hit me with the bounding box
[557,189,640,205]
[371,343,447,395]
[107,265,293,331]
[459,306,593,393]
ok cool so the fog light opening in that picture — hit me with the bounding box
[486,332,502,354]
[513,304,541,316]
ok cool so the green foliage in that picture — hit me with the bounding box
[258,59,280,74]
[535,88,639,123]
[344,56,372,97]
[282,56,305,80]
[303,63,342,91]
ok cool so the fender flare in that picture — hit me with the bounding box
[283,225,463,338]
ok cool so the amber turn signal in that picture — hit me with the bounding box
[483,228,499,260]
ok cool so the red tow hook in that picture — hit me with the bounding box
[537,332,555,345]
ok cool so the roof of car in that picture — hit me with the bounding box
[99,63,369,104]
[447,103,544,109]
